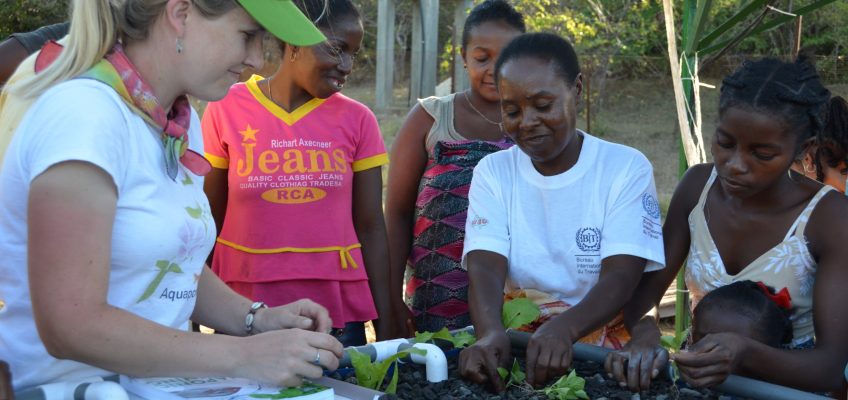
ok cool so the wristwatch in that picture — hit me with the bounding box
[245,301,267,335]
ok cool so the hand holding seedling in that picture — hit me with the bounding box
[459,331,512,392]
[673,332,746,388]
[604,318,670,392]
[526,317,575,387]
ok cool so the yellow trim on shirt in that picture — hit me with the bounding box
[216,238,362,269]
[246,75,325,126]
[352,153,389,172]
[205,153,229,169]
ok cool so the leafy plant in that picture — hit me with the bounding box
[538,370,589,400]
[250,381,330,399]
[496,358,527,388]
[348,347,426,394]
[413,327,476,348]
[660,326,691,382]
[502,298,541,329]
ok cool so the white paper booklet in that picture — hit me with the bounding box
[119,375,333,400]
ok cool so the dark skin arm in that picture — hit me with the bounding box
[203,167,228,266]
[458,250,511,393]
[604,164,711,392]
[383,104,434,337]
[0,38,28,87]
[352,167,397,341]
[459,250,649,390]
[526,255,646,387]
[674,191,848,392]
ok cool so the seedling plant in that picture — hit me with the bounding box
[496,358,589,400]
[348,347,427,394]
[660,326,691,383]
[413,327,476,348]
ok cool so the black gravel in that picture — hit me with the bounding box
[329,350,736,400]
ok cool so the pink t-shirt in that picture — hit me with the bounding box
[202,75,387,323]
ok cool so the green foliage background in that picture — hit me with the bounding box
[3,0,845,80]
[0,0,69,39]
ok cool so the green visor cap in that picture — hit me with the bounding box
[237,0,326,46]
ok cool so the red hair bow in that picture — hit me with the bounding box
[755,282,792,310]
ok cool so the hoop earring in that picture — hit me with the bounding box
[175,38,183,54]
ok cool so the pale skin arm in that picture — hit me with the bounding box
[29,161,341,386]
[383,104,434,335]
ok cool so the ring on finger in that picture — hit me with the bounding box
[312,350,321,365]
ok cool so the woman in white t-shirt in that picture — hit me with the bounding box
[0,0,343,392]
[457,32,665,391]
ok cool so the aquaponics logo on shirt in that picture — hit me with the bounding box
[575,227,601,252]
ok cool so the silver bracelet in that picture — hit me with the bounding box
[245,301,267,335]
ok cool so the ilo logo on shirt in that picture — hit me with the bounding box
[575,227,601,252]
[642,193,660,219]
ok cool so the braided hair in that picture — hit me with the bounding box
[812,96,848,181]
[693,280,793,347]
[719,57,831,155]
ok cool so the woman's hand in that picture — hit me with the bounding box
[256,299,333,334]
[604,339,668,392]
[673,332,747,388]
[237,328,343,387]
[526,318,575,387]
[459,331,511,392]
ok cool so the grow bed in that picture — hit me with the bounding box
[329,354,722,400]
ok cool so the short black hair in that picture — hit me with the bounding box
[719,57,831,154]
[693,281,793,348]
[812,96,848,180]
[462,0,526,50]
[293,0,360,30]
[494,33,580,85]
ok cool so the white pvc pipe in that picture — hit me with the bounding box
[349,339,448,384]
[407,343,448,383]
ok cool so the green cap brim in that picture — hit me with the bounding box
[238,0,326,46]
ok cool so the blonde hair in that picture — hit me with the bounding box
[5,0,238,100]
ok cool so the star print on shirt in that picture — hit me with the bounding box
[239,124,258,142]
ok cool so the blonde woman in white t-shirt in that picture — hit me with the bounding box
[0,0,343,392]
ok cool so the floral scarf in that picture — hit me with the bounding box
[36,41,211,180]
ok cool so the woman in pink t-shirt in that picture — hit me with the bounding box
[202,0,399,345]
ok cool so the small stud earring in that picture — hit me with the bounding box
[176,38,183,54]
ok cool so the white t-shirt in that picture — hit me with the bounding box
[462,132,665,306]
[0,80,216,390]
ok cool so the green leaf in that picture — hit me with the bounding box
[696,0,770,51]
[450,330,477,348]
[413,328,476,348]
[509,358,525,385]
[497,367,509,382]
[349,349,381,390]
[502,298,540,329]
[413,330,436,344]
[540,370,587,400]
[249,382,330,398]
[181,175,193,186]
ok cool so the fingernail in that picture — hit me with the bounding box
[652,369,659,377]
[607,373,613,378]
[302,318,313,327]
[619,382,627,388]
